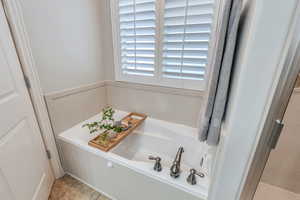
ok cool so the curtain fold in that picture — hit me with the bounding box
[198,0,242,145]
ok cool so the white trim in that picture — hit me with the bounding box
[44,80,204,100]
[45,81,106,100]
[105,80,204,97]
[2,0,64,178]
[110,0,120,82]
[203,0,227,91]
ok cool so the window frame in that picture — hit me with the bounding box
[110,0,222,91]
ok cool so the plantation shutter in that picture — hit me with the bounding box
[162,0,214,80]
[119,0,156,76]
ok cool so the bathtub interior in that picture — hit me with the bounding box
[111,125,207,173]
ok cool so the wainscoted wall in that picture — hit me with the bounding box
[45,81,203,137]
[106,81,203,127]
[45,82,107,137]
[261,89,300,194]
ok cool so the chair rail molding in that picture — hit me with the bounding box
[2,0,64,178]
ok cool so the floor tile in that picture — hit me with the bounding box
[254,182,300,200]
[49,175,111,200]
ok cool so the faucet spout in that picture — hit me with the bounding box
[170,147,184,178]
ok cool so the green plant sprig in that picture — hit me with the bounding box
[82,107,123,134]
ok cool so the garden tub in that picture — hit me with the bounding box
[58,110,213,200]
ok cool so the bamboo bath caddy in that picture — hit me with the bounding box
[88,112,147,152]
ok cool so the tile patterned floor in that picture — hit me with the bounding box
[49,175,111,200]
[51,175,300,200]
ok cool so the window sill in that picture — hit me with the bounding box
[105,80,205,97]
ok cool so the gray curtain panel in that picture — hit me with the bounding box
[198,0,242,145]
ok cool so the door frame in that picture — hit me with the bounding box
[208,0,300,200]
[239,3,300,199]
[1,0,64,178]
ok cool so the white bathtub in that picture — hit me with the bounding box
[58,110,213,200]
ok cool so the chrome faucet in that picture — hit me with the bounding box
[170,147,184,178]
[186,169,205,185]
[148,156,162,172]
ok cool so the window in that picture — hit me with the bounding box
[111,0,216,90]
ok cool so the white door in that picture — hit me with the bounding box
[0,4,54,200]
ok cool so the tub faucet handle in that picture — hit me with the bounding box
[187,168,205,185]
[148,156,162,172]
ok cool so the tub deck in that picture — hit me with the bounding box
[58,110,212,200]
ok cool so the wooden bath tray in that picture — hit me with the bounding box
[88,112,147,152]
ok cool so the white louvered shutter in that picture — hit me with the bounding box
[119,0,156,77]
[162,0,214,81]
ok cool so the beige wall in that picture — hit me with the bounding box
[261,90,300,194]
[45,81,203,136]
[20,0,106,94]
[101,0,115,80]
[45,82,107,136]
[22,0,203,136]
[106,81,203,127]
[20,0,110,136]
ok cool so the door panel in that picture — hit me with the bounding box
[0,46,26,137]
[0,53,15,97]
[0,120,45,200]
[0,2,54,200]
[0,170,14,200]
